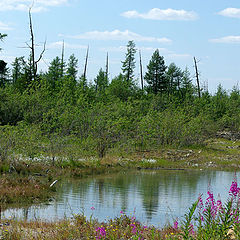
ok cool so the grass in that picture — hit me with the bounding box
[0,174,53,208]
[0,213,179,240]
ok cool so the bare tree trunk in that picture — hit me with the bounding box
[29,9,36,81]
[105,52,108,80]
[139,50,144,91]
[61,40,65,77]
[127,59,131,83]
[28,8,46,83]
[194,57,201,98]
[83,46,89,80]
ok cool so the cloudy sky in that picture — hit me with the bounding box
[0,0,240,92]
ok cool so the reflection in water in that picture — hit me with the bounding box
[2,170,239,226]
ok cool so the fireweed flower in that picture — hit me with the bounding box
[229,181,240,197]
[198,195,203,209]
[173,220,178,230]
[130,223,137,234]
[131,216,136,221]
[206,191,214,204]
[217,199,222,209]
[96,227,106,239]
[205,191,218,218]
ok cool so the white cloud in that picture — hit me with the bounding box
[99,46,127,52]
[99,45,191,60]
[121,8,198,21]
[140,47,169,53]
[100,46,169,53]
[68,30,172,43]
[166,53,192,59]
[0,21,13,31]
[218,8,240,18]
[0,0,68,12]
[48,41,88,49]
[210,36,240,43]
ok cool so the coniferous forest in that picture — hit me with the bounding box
[0,33,240,160]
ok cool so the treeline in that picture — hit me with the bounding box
[0,36,240,158]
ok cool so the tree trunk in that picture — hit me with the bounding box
[194,57,201,98]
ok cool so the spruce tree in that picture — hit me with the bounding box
[144,49,167,94]
[0,60,8,87]
[47,56,62,90]
[66,54,78,82]
[166,63,183,96]
[94,68,108,93]
[121,40,136,85]
[12,57,25,85]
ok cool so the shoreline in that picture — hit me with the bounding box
[0,137,239,208]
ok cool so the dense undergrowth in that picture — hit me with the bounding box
[0,84,239,161]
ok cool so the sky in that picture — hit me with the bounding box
[0,0,240,92]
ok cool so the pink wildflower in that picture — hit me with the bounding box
[173,220,178,230]
[229,181,240,196]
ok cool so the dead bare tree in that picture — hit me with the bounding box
[193,57,201,98]
[139,50,144,91]
[105,52,108,80]
[61,40,65,77]
[83,46,89,80]
[27,7,46,82]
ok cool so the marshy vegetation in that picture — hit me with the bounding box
[0,30,240,238]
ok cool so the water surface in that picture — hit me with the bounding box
[2,170,239,226]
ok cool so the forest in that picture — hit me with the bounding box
[0,32,240,160]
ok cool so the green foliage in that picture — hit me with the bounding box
[0,40,238,160]
[121,40,136,85]
[94,68,108,96]
[180,199,199,239]
[0,86,24,125]
[47,56,63,91]
[106,73,134,101]
[0,125,17,162]
[66,54,78,82]
[144,49,167,94]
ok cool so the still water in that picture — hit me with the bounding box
[2,170,239,227]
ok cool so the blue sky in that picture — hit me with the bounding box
[0,0,240,92]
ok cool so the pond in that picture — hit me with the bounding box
[2,170,239,227]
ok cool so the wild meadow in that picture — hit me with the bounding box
[0,34,240,239]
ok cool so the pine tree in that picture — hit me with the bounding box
[0,60,8,87]
[121,40,136,85]
[166,63,183,96]
[47,56,62,90]
[12,57,25,85]
[144,49,167,94]
[181,67,193,98]
[66,54,78,82]
[94,68,108,93]
[13,55,34,92]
